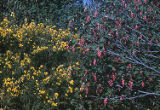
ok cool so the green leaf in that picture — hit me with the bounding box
[67,16,72,20]
[99,38,105,43]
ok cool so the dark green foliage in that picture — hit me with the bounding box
[0,0,83,28]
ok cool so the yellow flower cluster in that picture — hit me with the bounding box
[3,77,22,97]
[32,46,48,55]
[0,12,82,108]
[0,12,79,55]
[20,53,31,67]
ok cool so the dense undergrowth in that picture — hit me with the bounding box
[0,0,160,109]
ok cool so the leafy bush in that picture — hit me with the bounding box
[68,0,160,109]
[0,14,83,109]
[0,0,83,28]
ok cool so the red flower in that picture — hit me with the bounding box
[128,81,133,89]
[137,40,139,46]
[66,42,69,50]
[121,60,125,64]
[122,0,125,6]
[139,71,143,75]
[112,74,116,81]
[143,16,147,21]
[83,50,86,55]
[129,64,132,69]
[121,78,125,87]
[86,16,90,23]
[142,81,145,88]
[85,87,88,95]
[69,20,72,25]
[120,96,123,101]
[134,25,138,30]
[140,11,143,16]
[139,35,143,39]
[149,77,153,82]
[100,89,103,93]
[97,50,102,57]
[104,98,108,106]
[93,75,97,82]
[134,0,137,4]
[116,30,118,37]
[94,10,99,18]
[93,59,96,65]
[85,69,88,74]
[72,45,75,53]
[107,74,110,78]
[155,39,159,44]
[125,4,127,8]
[108,80,113,87]
[143,0,147,3]
[92,29,96,36]
[131,11,133,18]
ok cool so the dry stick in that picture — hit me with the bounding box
[89,90,160,101]
[105,50,160,75]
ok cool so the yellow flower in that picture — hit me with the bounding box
[26,74,30,80]
[1,31,7,37]
[69,86,73,93]
[69,80,74,85]
[7,88,11,92]
[75,87,78,91]
[19,44,23,47]
[12,71,15,75]
[40,65,44,68]
[0,27,2,31]
[53,46,56,52]
[76,62,79,66]
[52,25,56,28]
[59,69,63,73]
[56,82,61,86]
[44,72,48,76]
[31,76,34,80]
[39,90,45,94]
[7,64,12,69]
[80,94,82,98]
[24,70,27,73]
[51,102,57,106]
[54,93,59,99]
[72,65,75,68]
[10,12,15,18]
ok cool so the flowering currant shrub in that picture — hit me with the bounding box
[68,0,160,109]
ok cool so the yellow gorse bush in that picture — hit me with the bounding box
[0,12,79,53]
[0,12,82,108]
